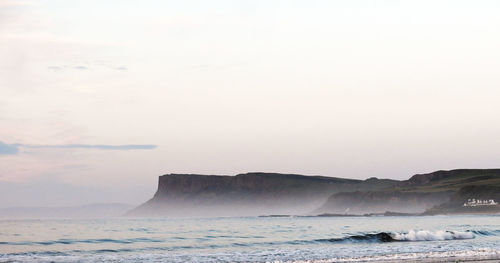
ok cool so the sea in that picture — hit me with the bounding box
[1,215,499,262]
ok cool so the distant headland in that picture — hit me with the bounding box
[127,169,500,217]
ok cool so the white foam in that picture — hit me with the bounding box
[2,247,499,263]
[288,248,500,263]
[392,230,474,241]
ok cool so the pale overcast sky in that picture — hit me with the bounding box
[1,0,500,207]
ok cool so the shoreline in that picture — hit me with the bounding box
[260,212,500,218]
[292,256,500,263]
[378,258,500,263]
[288,248,500,263]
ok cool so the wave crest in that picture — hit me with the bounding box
[392,230,474,241]
[318,230,475,244]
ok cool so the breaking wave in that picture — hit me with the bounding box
[317,230,476,243]
[0,230,483,249]
[317,232,395,243]
[392,230,475,241]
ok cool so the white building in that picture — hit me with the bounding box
[463,198,498,207]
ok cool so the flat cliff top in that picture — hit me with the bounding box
[153,172,394,197]
[160,172,363,183]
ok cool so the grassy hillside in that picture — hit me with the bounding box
[315,169,500,215]
[396,169,500,193]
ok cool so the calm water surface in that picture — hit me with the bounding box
[1,215,499,262]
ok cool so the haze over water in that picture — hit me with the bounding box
[1,215,499,262]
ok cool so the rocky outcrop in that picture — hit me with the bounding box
[314,190,452,215]
[152,173,359,198]
[128,173,397,217]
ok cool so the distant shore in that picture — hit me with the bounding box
[386,258,500,263]
[260,211,500,218]
[293,255,500,263]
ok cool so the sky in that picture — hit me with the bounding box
[1,0,500,208]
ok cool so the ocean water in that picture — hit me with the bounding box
[1,215,499,262]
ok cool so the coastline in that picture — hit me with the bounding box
[261,211,500,218]
[289,248,500,263]
[381,259,500,263]
[292,256,500,263]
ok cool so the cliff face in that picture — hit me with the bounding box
[153,173,364,198]
[128,173,397,217]
[128,169,500,217]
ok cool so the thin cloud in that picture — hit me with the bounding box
[0,141,19,155]
[23,144,157,150]
[0,141,157,155]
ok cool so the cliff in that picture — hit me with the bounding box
[315,169,500,215]
[313,190,453,215]
[128,169,500,217]
[127,172,397,217]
